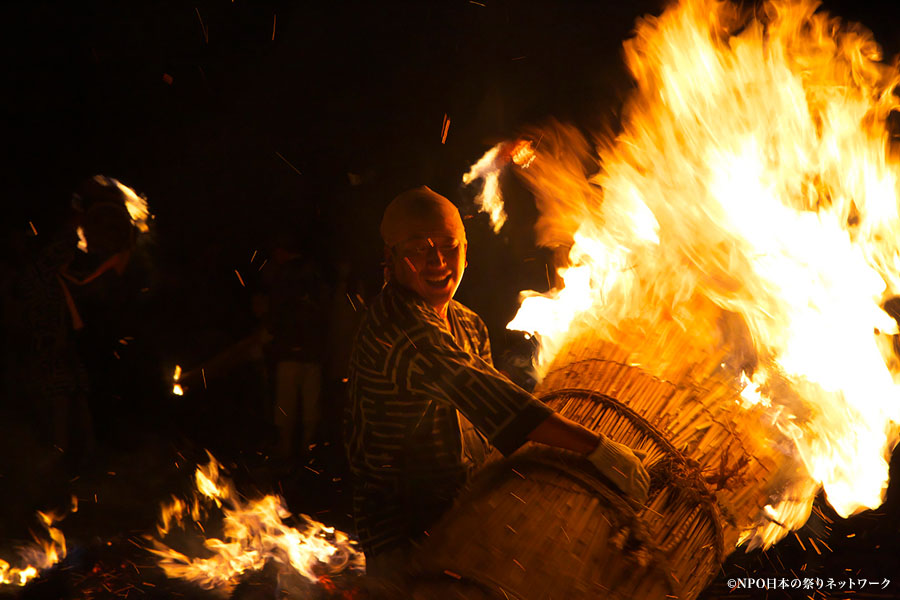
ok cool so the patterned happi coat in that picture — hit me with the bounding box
[345,282,552,556]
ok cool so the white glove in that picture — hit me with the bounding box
[587,434,650,504]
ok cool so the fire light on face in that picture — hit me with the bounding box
[466,0,900,549]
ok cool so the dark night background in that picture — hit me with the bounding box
[3,0,900,598]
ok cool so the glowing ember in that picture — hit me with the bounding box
[76,226,88,253]
[510,139,537,168]
[149,451,364,593]
[0,500,74,587]
[468,0,900,549]
[172,364,184,396]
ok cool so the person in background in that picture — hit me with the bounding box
[8,215,92,464]
[63,175,157,449]
[258,237,328,459]
[321,259,367,447]
[9,175,153,462]
[344,186,650,575]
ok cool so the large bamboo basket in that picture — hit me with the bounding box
[408,321,786,599]
[407,445,717,599]
[539,330,785,551]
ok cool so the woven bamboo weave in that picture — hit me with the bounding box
[410,324,784,599]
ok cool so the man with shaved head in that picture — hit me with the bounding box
[345,186,649,574]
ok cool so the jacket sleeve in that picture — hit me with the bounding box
[396,299,553,456]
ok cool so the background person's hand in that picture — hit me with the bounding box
[587,434,650,504]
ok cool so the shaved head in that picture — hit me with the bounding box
[380,186,466,248]
[381,186,468,317]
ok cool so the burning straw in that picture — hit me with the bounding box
[464,0,900,555]
[2,453,363,597]
[0,500,74,587]
[147,451,364,595]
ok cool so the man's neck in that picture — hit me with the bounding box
[435,302,450,323]
[389,280,452,323]
[422,297,452,324]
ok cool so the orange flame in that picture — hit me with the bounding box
[172,365,183,396]
[75,226,88,253]
[463,139,539,233]
[469,0,900,549]
[73,177,152,252]
[510,139,537,168]
[149,451,364,592]
[463,144,508,232]
[0,500,75,587]
[109,177,152,234]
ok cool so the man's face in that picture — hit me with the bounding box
[389,231,467,313]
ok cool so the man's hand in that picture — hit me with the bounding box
[525,413,651,503]
[587,434,650,504]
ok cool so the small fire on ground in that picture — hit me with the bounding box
[0,454,363,595]
[0,503,72,587]
[148,451,364,594]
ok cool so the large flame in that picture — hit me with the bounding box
[466,0,900,548]
[149,452,364,593]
